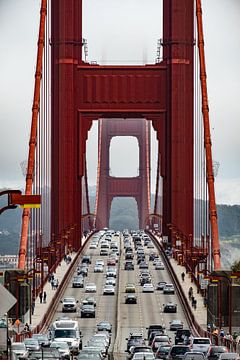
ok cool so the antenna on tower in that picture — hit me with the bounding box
[156,39,161,63]
[82,38,88,62]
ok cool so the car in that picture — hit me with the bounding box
[89,243,97,249]
[163,302,177,313]
[85,283,97,292]
[139,261,149,269]
[183,352,206,360]
[140,277,152,286]
[155,263,165,270]
[147,242,154,248]
[125,261,134,270]
[169,320,183,331]
[24,339,40,352]
[156,281,167,290]
[149,253,158,261]
[81,296,96,307]
[155,345,171,359]
[94,264,104,272]
[175,329,191,345]
[61,297,78,312]
[142,283,154,292]
[50,341,71,359]
[106,268,117,278]
[146,325,165,340]
[107,258,116,266]
[126,334,145,352]
[152,335,171,352]
[167,345,191,360]
[153,258,160,265]
[72,276,84,288]
[100,249,108,256]
[11,342,29,359]
[129,346,153,359]
[32,333,51,347]
[191,337,211,355]
[29,349,61,359]
[77,267,88,277]
[208,346,229,360]
[96,321,112,333]
[163,284,175,294]
[78,349,103,359]
[132,352,155,360]
[103,284,115,295]
[125,294,137,304]
[218,354,240,360]
[125,283,136,293]
[126,252,134,260]
[80,304,95,318]
[82,255,91,264]
[95,259,104,266]
[105,277,116,286]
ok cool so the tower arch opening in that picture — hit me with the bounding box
[110,136,139,177]
[109,197,139,231]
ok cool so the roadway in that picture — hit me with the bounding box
[51,232,190,358]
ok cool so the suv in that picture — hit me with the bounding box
[191,337,211,355]
[82,255,91,264]
[175,330,191,345]
[146,325,165,340]
[126,334,145,352]
[61,297,78,312]
[72,276,84,288]
[80,304,95,318]
[125,261,134,270]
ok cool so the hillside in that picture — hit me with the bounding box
[1,190,240,267]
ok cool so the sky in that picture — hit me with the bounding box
[0,0,240,205]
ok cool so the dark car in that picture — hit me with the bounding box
[96,321,112,333]
[125,294,137,304]
[175,330,191,345]
[149,253,158,261]
[146,325,165,340]
[167,345,191,360]
[163,302,177,313]
[80,304,95,318]
[137,257,146,264]
[82,296,96,307]
[156,345,171,359]
[208,346,229,360]
[126,334,145,352]
[77,267,88,277]
[81,255,91,264]
[125,262,134,270]
[125,252,134,260]
[140,277,151,286]
[72,276,84,288]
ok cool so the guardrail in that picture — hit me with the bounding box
[32,231,98,334]
[148,232,240,354]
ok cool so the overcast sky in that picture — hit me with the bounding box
[0,1,240,205]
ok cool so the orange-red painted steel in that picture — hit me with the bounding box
[196,0,221,270]
[18,0,47,270]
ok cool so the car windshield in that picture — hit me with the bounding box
[50,342,68,349]
[54,330,76,338]
[158,346,171,353]
[171,347,189,355]
[25,340,38,345]
[12,344,25,350]
[184,354,205,360]
[63,298,75,303]
[193,339,210,344]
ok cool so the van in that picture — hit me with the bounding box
[49,319,82,354]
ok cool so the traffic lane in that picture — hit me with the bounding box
[51,242,118,349]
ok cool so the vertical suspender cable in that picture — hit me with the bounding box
[18,0,47,270]
[196,0,221,270]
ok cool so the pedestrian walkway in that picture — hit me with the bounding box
[169,257,207,329]
[31,236,87,330]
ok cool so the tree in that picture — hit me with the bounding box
[231,259,240,272]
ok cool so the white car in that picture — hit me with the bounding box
[132,352,155,360]
[85,283,97,292]
[11,342,29,359]
[105,277,116,286]
[147,242,154,249]
[89,243,97,249]
[61,297,78,312]
[142,283,154,292]
[163,283,175,294]
[155,262,165,270]
[191,337,211,355]
[95,259,104,266]
[103,284,115,295]
[94,264,104,272]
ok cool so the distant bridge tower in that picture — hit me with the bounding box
[95,119,151,229]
